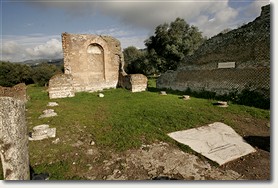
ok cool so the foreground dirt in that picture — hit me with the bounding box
[221,116,271,180]
[81,141,270,181]
[78,117,270,180]
[27,114,270,181]
[83,142,243,180]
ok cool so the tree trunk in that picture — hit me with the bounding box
[0,97,30,180]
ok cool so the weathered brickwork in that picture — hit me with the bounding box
[48,74,75,99]
[62,33,122,92]
[49,33,147,98]
[0,83,27,102]
[158,65,270,96]
[119,73,148,92]
[157,5,270,97]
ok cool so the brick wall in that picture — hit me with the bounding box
[157,5,270,99]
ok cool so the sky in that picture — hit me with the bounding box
[0,0,271,62]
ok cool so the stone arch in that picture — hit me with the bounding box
[87,43,103,54]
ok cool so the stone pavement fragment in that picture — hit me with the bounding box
[168,122,256,165]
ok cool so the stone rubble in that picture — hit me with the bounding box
[90,140,95,145]
[52,138,60,144]
[47,102,59,107]
[160,91,167,95]
[29,124,56,141]
[87,149,94,155]
[215,101,229,107]
[183,95,190,100]
[39,109,57,118]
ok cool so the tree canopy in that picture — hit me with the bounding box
[0,61,62,87]
[123,46,155,75]
[0,62,33,87]
[145,18,205,73]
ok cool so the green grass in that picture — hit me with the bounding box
[0,83,270,180]
[25,84,270,151]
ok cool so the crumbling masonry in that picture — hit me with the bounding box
[48,33,147,99]
[0,84,30,180]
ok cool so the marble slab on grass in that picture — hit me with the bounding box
[168,122,256,165]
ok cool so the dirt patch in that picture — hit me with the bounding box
[80,117,270,180]
[221,148,270,180]
[82,142,243,180]
[220,115,271,180]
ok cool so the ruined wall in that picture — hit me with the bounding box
[157,5,270,97]
[119,73,148,92]
[158,63,270,96]
[0,83,27,102]
[48,74,75,99]
[0,97,30,180]
[49,33,147,98]
[62,33,123,92]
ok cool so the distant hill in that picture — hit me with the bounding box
[15,58,64,67]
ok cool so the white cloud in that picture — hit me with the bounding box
[95,1,239,37]
[25,39,62,59]
[80,27,147,49]
[0,30,144,62]
[192,4,239,37]
[1,36,63,62]
[2,41,23,55]
[7,0,270,37]
[1,41,27,62]
[243,0,270,18]
[14,0,266,38]
[118,35,146,49]
[2,0,270,61]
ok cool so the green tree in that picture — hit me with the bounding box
[123,46,142,73]
[0,61,33,87]
[16,63,33,85]
[123,47,155,75]
[145,18,205,73]
[32,63,61,86]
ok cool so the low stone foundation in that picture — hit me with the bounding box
[48,74,75,99]
[119,73,148,92]
[0,83,27,102]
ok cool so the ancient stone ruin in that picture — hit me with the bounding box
[0,83,30,180]
[29,124,56,141]
[48,33,147,99]
[0,83,28,102]
[157,5,270,100]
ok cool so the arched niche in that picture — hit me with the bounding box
[87,44,103,54]
[87,43,105,80]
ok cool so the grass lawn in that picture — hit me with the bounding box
[0,79,270,180]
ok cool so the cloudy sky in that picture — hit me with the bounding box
[0,0,270,62]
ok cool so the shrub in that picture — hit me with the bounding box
[32,63,61,87]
